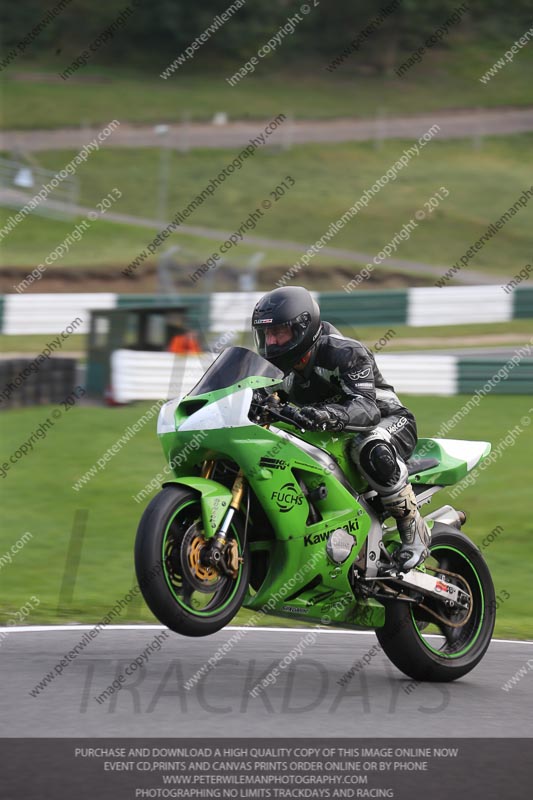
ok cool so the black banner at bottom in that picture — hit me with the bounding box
[1,738,531,800]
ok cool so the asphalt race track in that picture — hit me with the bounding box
[1,626,531,737]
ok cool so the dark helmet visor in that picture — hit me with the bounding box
[253,313,311,365]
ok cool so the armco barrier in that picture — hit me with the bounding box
[407,285,512,327]
[111,350,211,404]
[320,289,408,328]
[375,354,457,395]
[111,351,533,401]
[513,286,533,319]
[209,291,264,333]
[0,285,531,335]
[2,293,114,335]
[457,358,533,395]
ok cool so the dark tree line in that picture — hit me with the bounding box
[2,0,532,73]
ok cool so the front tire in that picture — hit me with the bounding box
[135,486,249,636]
[376,523,496,682]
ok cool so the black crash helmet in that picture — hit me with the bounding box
[252,286,321,374]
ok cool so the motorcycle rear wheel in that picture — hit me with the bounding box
[376,523,496,682]
[135,486,249,637]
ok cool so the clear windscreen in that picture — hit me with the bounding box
[187,347,283,396]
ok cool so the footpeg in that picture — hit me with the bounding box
[376,541,397,574]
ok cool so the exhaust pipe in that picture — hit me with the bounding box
[424,505,466,530]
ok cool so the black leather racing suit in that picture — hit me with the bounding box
[274,321,417,477]
[266,320,430,567]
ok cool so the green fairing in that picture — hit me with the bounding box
[161,422,380,627]
[408,438,491,485]
[161,476,232,539]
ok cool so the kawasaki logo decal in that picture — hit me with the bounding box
[304,530,329,547]
[304,519,359,546]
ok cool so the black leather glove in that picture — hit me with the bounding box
[294,405,347,431]
[253,391,281,423]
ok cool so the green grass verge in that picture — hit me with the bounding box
[344,321,533,351]
[0,334,87,355]
[0,396,531,638]
[2,135,533,277]
[4,39,533,129]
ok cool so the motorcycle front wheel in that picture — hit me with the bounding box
[376,523,496,682]
[135,486,249,636]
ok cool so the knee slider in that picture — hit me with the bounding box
[359,441,401,487]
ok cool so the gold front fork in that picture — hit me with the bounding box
[201,459,215,479]
[230,470,245,509]
[208,469,246,578]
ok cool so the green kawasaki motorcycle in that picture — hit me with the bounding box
[135,347,496,682]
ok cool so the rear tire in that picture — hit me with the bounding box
[135,486,249,637]
[376,523,496,682]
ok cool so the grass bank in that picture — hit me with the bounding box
[2,135,532,280]
[4,40,533,129]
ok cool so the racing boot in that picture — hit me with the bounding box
[381,483,431,570]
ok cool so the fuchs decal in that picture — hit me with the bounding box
[270,482,303,513]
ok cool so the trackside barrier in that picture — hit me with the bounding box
[111,351,533,402]
[0,286,531,334]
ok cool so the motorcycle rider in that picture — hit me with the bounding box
[251,285,430,570]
